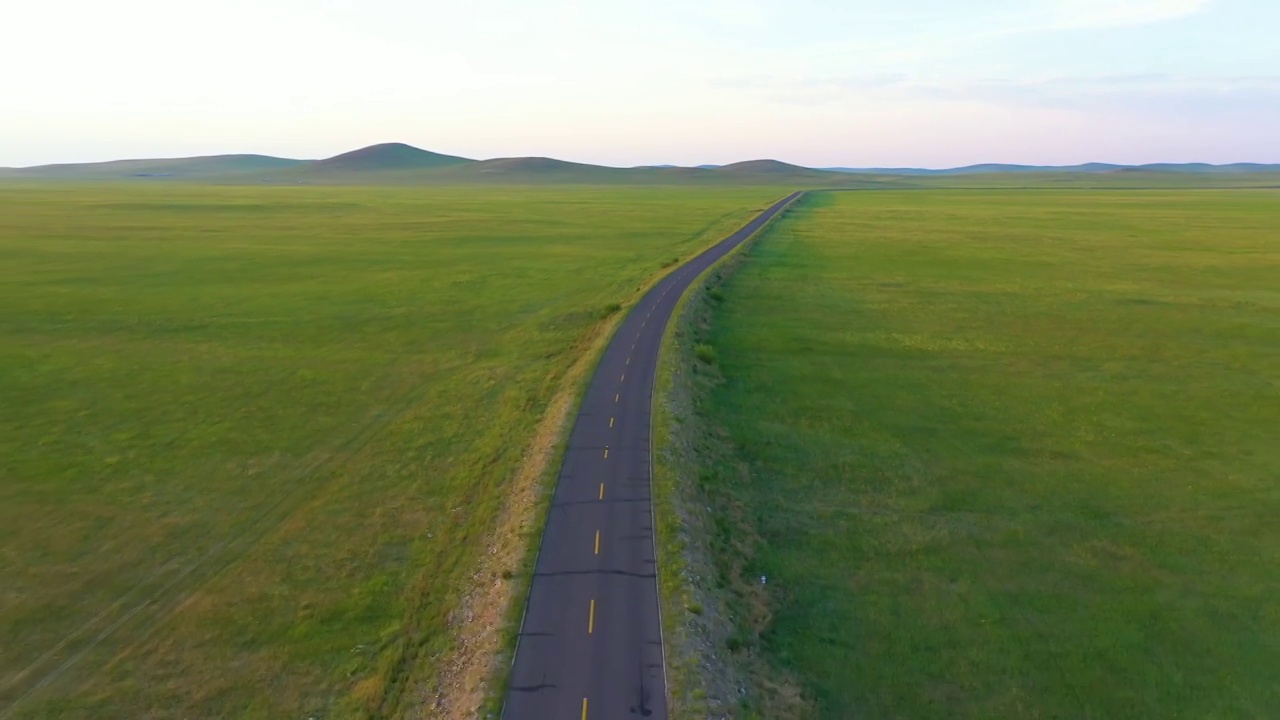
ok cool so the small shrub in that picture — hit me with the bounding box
[707,287,725,303]
[599,302,622,318]
[694,344,717,364]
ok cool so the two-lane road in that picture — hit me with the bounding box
[504,192,802,720]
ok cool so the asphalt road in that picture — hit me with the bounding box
[503,191,802,720]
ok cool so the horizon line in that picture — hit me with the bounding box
[4,142,1279,172]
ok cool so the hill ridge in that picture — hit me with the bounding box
[314,143,474,171]
[4,146,1279,184]
[716,159,813,174]
[5,153,306,178]
[822,162,1280,175]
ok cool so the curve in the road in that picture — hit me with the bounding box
[503,191,803,720]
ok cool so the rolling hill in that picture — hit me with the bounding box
[5,154,307,179]
[312,142,473,171]
[822,162,1280,175]
[254,152,862,186]
[821,162,1125,175]
[1133,162,1280,174]
[716,159,814,174]
[452,156,623,179]
[712,159,862,183]
[2,144,1278,186]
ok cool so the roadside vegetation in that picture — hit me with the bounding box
[652,198,810,720]
[0,183,783,719]
[668,189,1280,718]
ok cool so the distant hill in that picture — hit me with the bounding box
[714,159,864,184]
[3,145,1277,186]
[822,163,1123,175]
[822,162,1280,175]
[716,159,814,174]
[313,142,473,172]
[1134,162,1280,174]
[6,154,306,179]
[408,156,638,184]
[468,157,607,175]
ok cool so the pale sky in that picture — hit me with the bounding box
[3,0,1277,168]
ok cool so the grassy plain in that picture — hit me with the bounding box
[685,190,1280,717]
[0,183,784,718]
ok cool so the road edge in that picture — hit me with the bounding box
[650,192,804,718]
[426,196,796,720]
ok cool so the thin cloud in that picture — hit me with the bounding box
[690,0,774,28]
[1018,0,1215,33]
[714,72,1280,115]
[775,1,1219,86]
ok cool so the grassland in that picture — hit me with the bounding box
[0,183,785,719]
[673,189,1280,718]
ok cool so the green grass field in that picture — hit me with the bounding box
[0,183,784,718]
[685,189,1280,718]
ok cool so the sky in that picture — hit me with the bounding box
[3,0,1278,168]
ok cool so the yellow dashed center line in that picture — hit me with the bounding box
[615,393,620,403]
[599,483,605,500]
[595,530,600,555]
[609,417,615,428]
[582,697,589,720]
[620,373,625,382]
[588,598,596,634]
[603,447,609,459]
